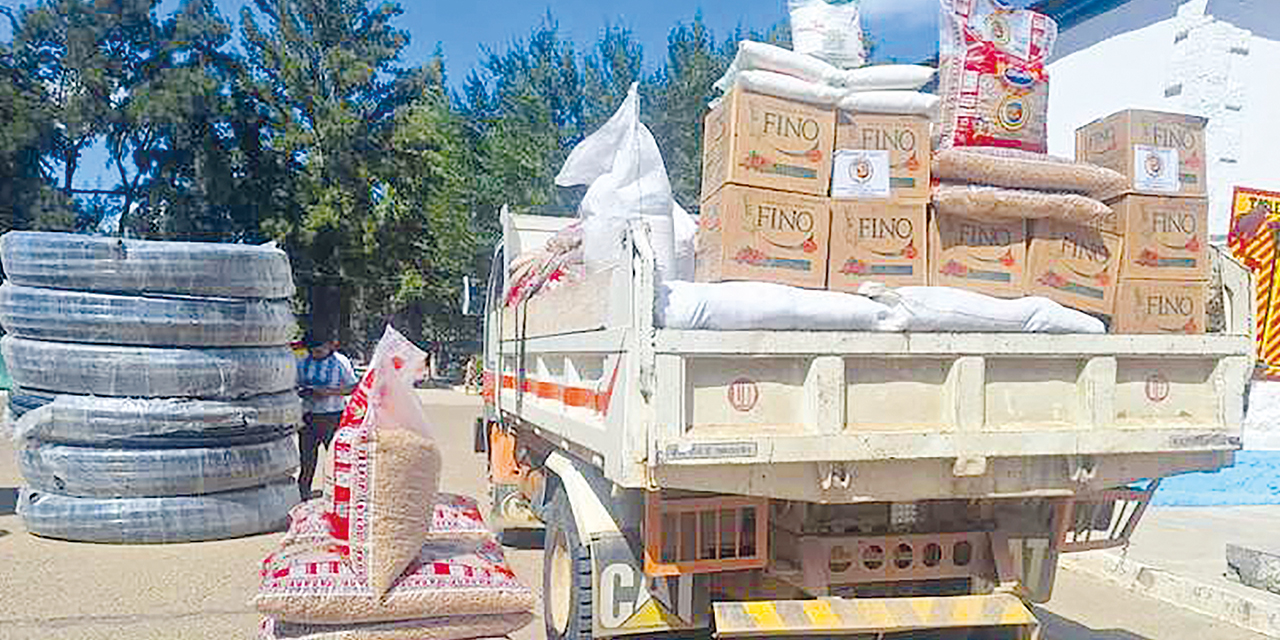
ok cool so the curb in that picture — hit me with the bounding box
[1060,550,1280,637]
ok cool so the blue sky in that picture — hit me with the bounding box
[0,0,975,189]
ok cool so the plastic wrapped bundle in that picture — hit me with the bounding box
[932,184,1113,227]
[9,390,300,448]
[18,480,298,543]
[0,283,296,347]
[19,435,299,498]
[1,337,297,398]
[255,536,536,624]
[932,147,1128,199]
[733,70,847,106]
[0,231,295,299]
[259,615,532,640]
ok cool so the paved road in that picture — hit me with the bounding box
[0,389,1269,639]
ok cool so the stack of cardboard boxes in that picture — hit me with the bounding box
[695,85,933,292]
[694,91,1210,335]
[1074,109,1209,334]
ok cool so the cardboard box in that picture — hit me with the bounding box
[701,85,836,198]
[1111,195,1209,280]
[828,201,927,291]
[928,213,1026,298]
[1026,220,1122,315]
[832,113,930,201]
[695,184,832,289]
[1114,278,1208,334]
[1075,109,1207,198]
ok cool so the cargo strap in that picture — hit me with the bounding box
[713,593,1039,638]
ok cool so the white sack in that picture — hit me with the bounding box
[863,284,1105,333]
[713,40,846,93]
[789,0,866,69]
[556,84,676,281]
[1244,379,1280,451]
[671,202,696,282]
[839,65,936,91]
[838,91,941,118]
[734,70,847,107]
[656,281,893,331]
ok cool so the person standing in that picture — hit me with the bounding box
[296,335,358,500]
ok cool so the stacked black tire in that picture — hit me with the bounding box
[1,232,302,543]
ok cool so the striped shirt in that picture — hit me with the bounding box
[297,352,357,414]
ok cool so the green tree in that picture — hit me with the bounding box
[241,0,433,347]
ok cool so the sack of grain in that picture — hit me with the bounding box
[837,91,940,118]
[327,326,442,598]
[255,536,535,624]
[932,183,1113,227]
[713,40,846,92]
[259,614,532,640]
[733,70,847,107]
[838,64,936,91]
[937,0,1058,152]
[282,493,490,550]
[933,147,1128,199]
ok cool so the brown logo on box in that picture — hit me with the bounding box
[1149,123,1198,150]
[1086,127,1117,154]
[959,222,1014,247]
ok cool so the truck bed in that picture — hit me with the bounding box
[486,217,1254,503]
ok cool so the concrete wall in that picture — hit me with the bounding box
[1047,0,1280,238]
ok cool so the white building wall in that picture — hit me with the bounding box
[1047,0,1280,237]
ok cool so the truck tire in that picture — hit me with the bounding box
[17,479,298,543]
[0,283,296,347]
[0,231,295,299]
[543,489,594,640]
[9,389,300,448]
[18,435,300,498]
[2,337,296,398]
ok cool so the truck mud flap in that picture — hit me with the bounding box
[713,593,1039,639]
[591,532,711,637]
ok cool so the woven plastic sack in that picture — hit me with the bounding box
[839,64,936,91]
[327,326,441,598]
[937,0,1058,152]
[932,183,1113,226]
[733,70,846,107]
[865,284,1106,333]
[282,494,490,550]
[933,147,1128,199]
[255,535,536,624]
[789,0,866,69]
[714,40,845,92]
[555,84,676,281]
[838,91,941,118]
[656,281,894,331]
[259,616,531,640]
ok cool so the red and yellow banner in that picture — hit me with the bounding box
[1229,187,1280,377]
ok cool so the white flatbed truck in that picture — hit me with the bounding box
[477,214,1255,639]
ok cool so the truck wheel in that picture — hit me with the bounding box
[543,489,593,639]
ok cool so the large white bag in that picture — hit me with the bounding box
[840,65,936,91]
[864,284,1106,333]
[555,84,677,281]
[838,91,941,118]
[714,40,846,92]
[671,202,696,282]
[733,70,847,106]
[657,281,894,331]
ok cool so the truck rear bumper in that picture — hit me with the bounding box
[713,593,1039,638]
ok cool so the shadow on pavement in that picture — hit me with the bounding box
[1033,606,1152,640]
[0,487,17,516]
[499,528,545,550]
